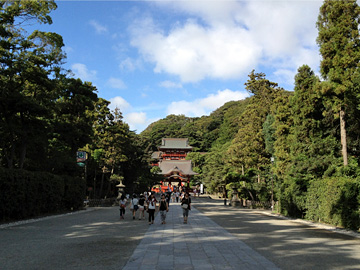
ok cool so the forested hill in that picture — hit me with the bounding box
[139,97,251,153]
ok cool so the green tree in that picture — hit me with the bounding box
[202,142,231,195]
[0,0,64,169]
[262,114,276,156]
[317,0,360,166]
[228,71,282,180]
[49,77,98,175]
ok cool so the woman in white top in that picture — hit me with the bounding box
[147,194,157,225]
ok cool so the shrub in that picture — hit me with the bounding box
[306,176,360,230]
[0,168,85,222]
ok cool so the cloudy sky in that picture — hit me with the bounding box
[36,0,323,133]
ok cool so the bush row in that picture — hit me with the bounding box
[306,177,360,231]
[0,168,85,222]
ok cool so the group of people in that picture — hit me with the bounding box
[118,191,192,225]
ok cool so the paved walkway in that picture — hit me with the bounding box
[123,202,280,270]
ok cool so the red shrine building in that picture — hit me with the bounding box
[151,138,197,192]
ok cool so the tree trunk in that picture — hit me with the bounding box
[100,168,105,198]
[6,145,15,168]
[19,132,28,169]
[243,187,255,201]
[93,168,97,199]
[340,109,348,166]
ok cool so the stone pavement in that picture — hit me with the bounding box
[123,202,280,270]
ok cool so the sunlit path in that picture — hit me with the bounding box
[123,202,279,270]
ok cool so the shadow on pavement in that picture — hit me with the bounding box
[193,196,360,270]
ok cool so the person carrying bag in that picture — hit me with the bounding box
[181,192,191,224]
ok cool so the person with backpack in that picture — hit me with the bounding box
[130,194,139,220]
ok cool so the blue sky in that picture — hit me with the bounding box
[35,0,323,133]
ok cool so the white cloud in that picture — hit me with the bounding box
[109,96,131,112]
[119,57,143,72]
[124,112,147,125]
[130,18,261,82]
[273,69,296,87]
[167,89,249,117]
[71,63,97,81]
[124,112,160,133]
[129,1,322,86]
[89,20,108,34]
[159,80,182,88]
[107,77,126,89]
[107,96,154,133]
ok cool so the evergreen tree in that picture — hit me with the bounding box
[317,0,360,166]
[228,71,282,180]
[0,0,65,169]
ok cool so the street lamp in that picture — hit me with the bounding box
[270,157,274,211]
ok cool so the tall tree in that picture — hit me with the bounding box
[317,0,360,166]
[49,77,98,174]
[0,0,64,169]
[228,71,281,180]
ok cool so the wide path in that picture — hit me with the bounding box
[123,201,279,270]
[1,196,360,270]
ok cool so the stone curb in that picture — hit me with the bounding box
[0,207,97,229]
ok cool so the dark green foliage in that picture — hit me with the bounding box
[0,168,85,222]
[306,177,360,230]
[140,114,192,152]
[62,175,86,211]
[263,114,275,156]
[228,71,283,173]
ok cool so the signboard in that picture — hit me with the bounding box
[76,151,87,162]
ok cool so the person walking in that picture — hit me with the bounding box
[159,194,169,224]
[147,194,157,225]
[130,194,139,220]
[138,194,146,220]
[166,192,171,206]
[119,195,127,219]
[181,192,191,224]
[175,190,180,203]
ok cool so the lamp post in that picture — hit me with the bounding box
[116,179,125,199]
[270,157,274,211]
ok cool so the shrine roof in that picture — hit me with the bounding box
[158,160,197,176]
[151,151,161,159]
[159,138,193,150]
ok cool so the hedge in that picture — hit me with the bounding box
[0,168,85,223]
[306,176,360,230]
